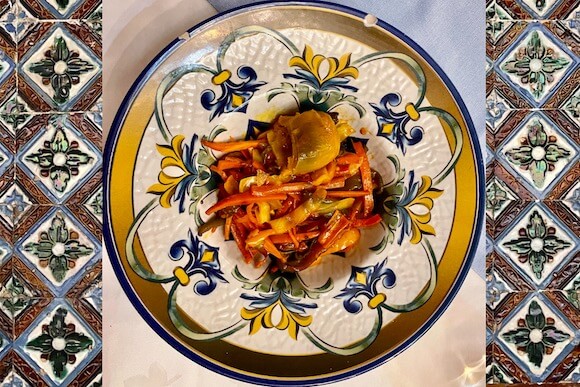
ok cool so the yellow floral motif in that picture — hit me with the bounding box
[289,45,359,85]
[241,300,313,340]
[404,176,443,244]
[148,135,193,208]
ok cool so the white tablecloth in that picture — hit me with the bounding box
[102,1,486,385]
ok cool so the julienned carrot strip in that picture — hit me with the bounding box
[205,192,287,215]
[202,138,266,152]
[288,228,300,248]
[320,178,346,190]
[251,182,313,196]
[326,190,370,198]
[353,141,374,217]
[349,199,363,221]
[336,153,361,165]
[217,159,248,170]
[263,237,285,260]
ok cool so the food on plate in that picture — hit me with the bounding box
[200,110,382,272]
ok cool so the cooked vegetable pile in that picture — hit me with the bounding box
[200,110,382,272]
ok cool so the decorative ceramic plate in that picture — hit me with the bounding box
[104,1,484,385]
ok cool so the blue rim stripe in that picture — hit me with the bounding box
[103,1,485,385]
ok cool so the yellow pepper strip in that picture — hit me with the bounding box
[257,202,271,224]
[316,198,355,214]
[224,175,238,194]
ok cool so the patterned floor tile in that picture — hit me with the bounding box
[16,114,101,205]
[14,207,100,298]
[495,22,577,108]
[13,298,101,386]
[20,0,101,20]
[516,0,566,19]
[495,292,577,383]
[17,22,101,112]
[495,111,578,198]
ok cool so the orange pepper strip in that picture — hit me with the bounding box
[353,141,374,217]
[269,231,320,244]
[325,190,370,198]
[201,138,266,153]
[288,228,300,248]
[205,192,287,215]
[210,165,227,180]
[224,216,232,240]
[251,182,313,196]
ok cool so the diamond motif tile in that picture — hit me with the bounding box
[497,111,578,197]
[15,208,100,297]
[496,204,576,288]
[486,89,514,132]
[561,85,580,126]
[13,299,101,386]
[18,115,101,204]
[496,24,576,107]
[82,186,101,224]
[18,23,101,112]
[562,180,580,218]
[487,2,514,43]
[487,268,514,309]
[21,0,101,20]
[0,94,33,136]
[0,184,34,227]
[496,294,576,382]
[486,176,519,220]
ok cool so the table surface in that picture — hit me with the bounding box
[102,0,486,385]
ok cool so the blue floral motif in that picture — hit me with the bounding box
[201,66,266,121]
[169,230,227,295]
[335,258,396,314]
[371,93,423,154]
[486,96,509,127]
[0,190,28,219]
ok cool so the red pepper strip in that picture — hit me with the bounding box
[320,178,346,190]
[201,138,266,153]
[351,214,382,228]
[349,199,363,221]
[263,237,285,260]
[205,192,287,215]
[251,182,313,196]
[353,141,374,217]
[325,190,370,198]
[210,165,227,180]
[269,231,320,244]
[336,153,361,165]
[230,221,253,263]
[318,211,351,248]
